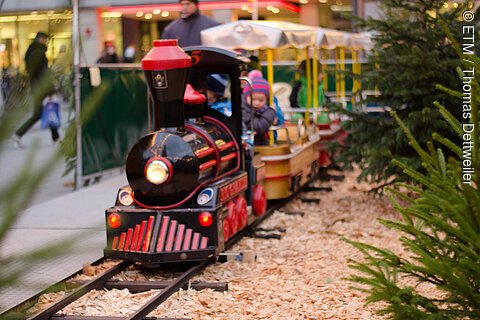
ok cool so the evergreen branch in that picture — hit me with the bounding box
[432,133,462,158]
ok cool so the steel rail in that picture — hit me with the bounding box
[128,261,210,320]
[28,261,132,320]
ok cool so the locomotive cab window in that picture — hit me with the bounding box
[204,74,232,117]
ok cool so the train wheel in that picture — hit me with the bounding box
[223,218,230,242]
[234,196,248,229]
[253,184,267,216]
[227,201,238,235]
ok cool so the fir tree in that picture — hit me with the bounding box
[336,0,476,186]
[345,40,480,319]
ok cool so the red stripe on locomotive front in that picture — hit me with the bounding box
[130,224,141,251]
[156,216,170,252]
[135,220,147,251]
[142,216,155,252]
[174,224,186,251]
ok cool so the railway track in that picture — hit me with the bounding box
[23,175,330,320]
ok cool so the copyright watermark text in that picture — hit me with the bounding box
[461,10,475,185]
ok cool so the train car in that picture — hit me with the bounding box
[103,40,318,265]
[255,123,320,199]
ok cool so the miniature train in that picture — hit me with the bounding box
[104,40,320,264]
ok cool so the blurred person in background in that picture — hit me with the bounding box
[12,31,54,149]
[161,0,219,47]
[97,42,119,64]
[123,45,136,63]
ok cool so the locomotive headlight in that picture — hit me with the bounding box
[145,158,171,185]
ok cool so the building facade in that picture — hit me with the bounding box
[0,0,372,67]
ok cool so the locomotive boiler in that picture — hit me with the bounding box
[104,40,267,264]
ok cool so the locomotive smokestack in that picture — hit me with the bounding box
[141,39,191,130]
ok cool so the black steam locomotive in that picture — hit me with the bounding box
[104,40,267,264]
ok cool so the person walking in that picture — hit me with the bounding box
[97,43,119,64]
[12,31,55,149]
[161,0,219,47]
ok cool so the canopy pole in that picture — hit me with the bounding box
[313,47,318,110]
[335,48,340,103]
[322,49,328,94]
[266,48,274,108]
[351,49,358,107]
[295,48,301,81]
[305,47,311,126]
[339,46,345,107]
[73,0,82,189]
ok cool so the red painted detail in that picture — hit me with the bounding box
[130,225,141,251]
[164,220,178,252]
[111,236,119,250]
[156,216,170,252]
[141,39,191,71]
[191,233,200,250]
[199,159,217,171]
[234,196,248,229]
[200,237,208,249]
[143,156,173,185]
[124,228,133,251]
[135,220,147,251]
[217,141,235,151]
[198,211,213,227]
[219,175,248,203]
[264,173,292,180]
[142,216,155,252]
[221,152,237,162]
[107,213,121,229]
[226,201,238,235]
[318,151,332,168]
[204,116,241,180]
[118,232,127,250]
[184,84,206,104]
[107,1,300,14]
[174,224,186,251]
[195,147,215,159]
[253,185,267,217]
[183,229,193,250]
[185,123,220,176]
[318,123,331,130]
[223,219,230,243]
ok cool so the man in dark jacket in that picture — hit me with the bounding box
[12,31,54,149]
[161,0,219,47]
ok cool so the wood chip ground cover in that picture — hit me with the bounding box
[31,169,415,319]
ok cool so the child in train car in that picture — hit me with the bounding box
[242,77,276,145]
[247,69,284,126]
[205,74,232,117]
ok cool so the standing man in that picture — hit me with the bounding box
[161,0,219,47]
[12,31,54,149]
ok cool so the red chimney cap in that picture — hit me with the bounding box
[153,39,178,47]
[142,39,191,71]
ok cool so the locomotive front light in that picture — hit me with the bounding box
[107,213,122,229]
[145,158,171,185]
[118,187,134,206]
[198,211,213,227]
